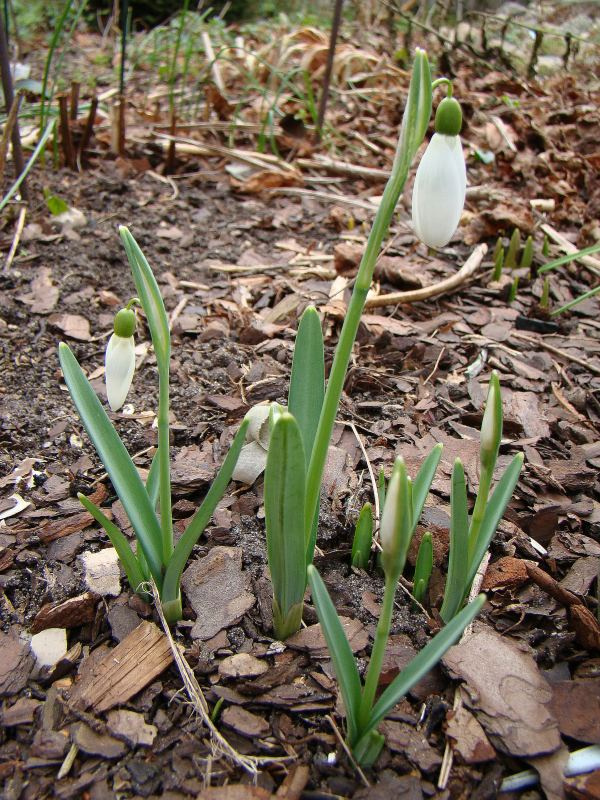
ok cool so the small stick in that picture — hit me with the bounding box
[4,204,26,271]
[315,0,344,139]
[510,331,600,377]
[58,93,76,169]
[117,93,126,156]
[69,80,80,120]
[0,13,27,198]
[326,714,370,788]
[365,243,488,309]
[0,90,21,183]
[78,94,98,166]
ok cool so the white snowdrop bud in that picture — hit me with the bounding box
[412,96,466,249]
[105,308,136,412]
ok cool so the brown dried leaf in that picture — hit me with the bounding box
[49,313,91,341]
[443,625,561,758]
[181,546,255,640]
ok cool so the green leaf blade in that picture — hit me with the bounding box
[367,595,485,734]
[264,413,307,637]
[440,459,470,623]
[59,343,164,586]
[466,453,524,593]
[78,493,147,598]
[412,443,442,525]
[308,564,362,744]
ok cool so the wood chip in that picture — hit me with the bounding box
[30,592,99,634]
[218,653,269,680]
[221,705,270,738]
[69,621,173,712]
[287,617,368,657]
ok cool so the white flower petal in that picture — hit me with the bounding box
[411,133,466,249]
[105,334,135,411]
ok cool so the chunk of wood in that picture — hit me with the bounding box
[69,621,173,712]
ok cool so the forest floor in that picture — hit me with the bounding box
[1,6,600,799]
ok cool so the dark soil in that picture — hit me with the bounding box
[1,15,600,800]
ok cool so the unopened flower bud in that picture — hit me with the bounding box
[105,308,136,412]
[480,371,502,473]
[412,95,466,249]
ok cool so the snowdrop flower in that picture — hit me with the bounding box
[105,306,136,411]
[379,457,412,579]
[412,95,466,249]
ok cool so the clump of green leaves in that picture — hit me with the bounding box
[59,228,248,623]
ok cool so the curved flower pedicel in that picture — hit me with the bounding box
[105,306,137,411]
[412,94,466,248]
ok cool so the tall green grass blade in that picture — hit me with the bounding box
[0,120,55,213]
[58,343,164,586]
[161,418,249,605]
[465,453,523,594]
[308,564,361,744]
[538,242,600,274]
[439,459,469,623]
[78,492,147,597]
[265,413,307,639]
[366,595,485,733]
[146,450,160,510]
[39,0,75,132]
[551,283,600,317]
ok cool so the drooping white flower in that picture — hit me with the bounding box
[105,308,136,412]
[412,96,466,249]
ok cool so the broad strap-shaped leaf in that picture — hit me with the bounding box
[465,453,524,593]
[308,564,362,744]
[412,443,442,527]
[264,413,307,633]
[439,459,469,623]
[119,227,170,368]
[146,450,160,510]
[161,418,249,606]
[58,343,164,586]
[367,595,485,734]
[78,492,147,597]
[288,306,325,565]
[289,306,325,469]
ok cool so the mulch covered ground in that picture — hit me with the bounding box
[1,7,600,798]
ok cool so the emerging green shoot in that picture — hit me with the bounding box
[492,245,505,282]
[413,532,433,605]
[520,235,534,271]
[351,503,374,570]
[505,228,521,269]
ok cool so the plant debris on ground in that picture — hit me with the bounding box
[1,2,599,798]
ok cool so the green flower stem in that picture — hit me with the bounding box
[468,465,493,563]
[158,360,173,566]
[303,51,431,534]
[357,571,397,733]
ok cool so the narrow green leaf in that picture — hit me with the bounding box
[78,493,148,597]
[162,418,249,605]
[351,502,373,569]
[538,241,600,275]
[264,413,307,634]
[351,729,385,768]
[289,306,325,567]
[289,306,325,469]
[440,460,470,623]
[119,227,170,369]
[413,531,433,605]
[308,565,362,744]
[146,450,160,510]
[59,343,164,586]
[367,595,485,733]
[465,453,524,593]
[412,443,442,525]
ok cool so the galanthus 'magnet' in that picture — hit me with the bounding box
[412,95,466,248]
[105,306,136,411]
